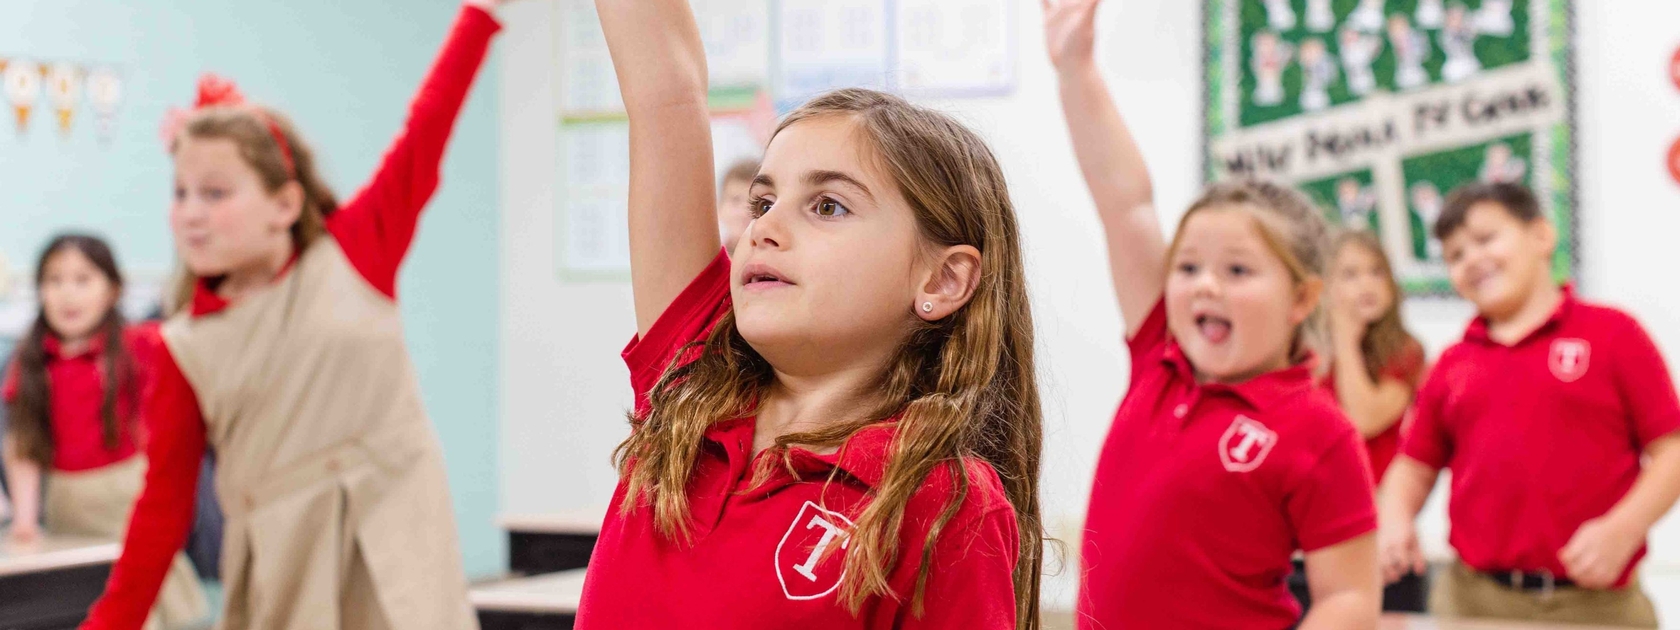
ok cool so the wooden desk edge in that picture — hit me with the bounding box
[0,542,121,578]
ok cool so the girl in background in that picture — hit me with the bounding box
[2,234,207,629]
[1046,0,1381,626]
[81,1,508,627]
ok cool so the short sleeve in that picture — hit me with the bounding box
[621,250,732,416]
[1400,363,1453,469]
[1127,300,1170,379]
[897,507,1019,629]
[1286,423,1378,552]
[1609,315,1680,448]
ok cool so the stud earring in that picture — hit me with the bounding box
[921,302,933,313]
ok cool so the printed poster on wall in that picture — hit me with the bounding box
[894,0,1015,96]
[771,0,891,113]
[1202,0,1578,295]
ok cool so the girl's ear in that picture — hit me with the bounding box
[268,180,306,235]
[1291,276,1324,326]
[915,245,982,321]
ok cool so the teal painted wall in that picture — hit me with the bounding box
[0,0,504,577]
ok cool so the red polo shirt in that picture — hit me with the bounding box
[1401,287,1680,587]
[1317,339,1426,484]
[1078,302,1377,630]
[2,323,162,471]
[578,251,1020,629]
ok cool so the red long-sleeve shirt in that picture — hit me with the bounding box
[80,7,499,628]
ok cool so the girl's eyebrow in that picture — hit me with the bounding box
[803,170,876,203]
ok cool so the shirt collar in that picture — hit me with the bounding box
[1162,338,1319,411]
[700,416,900,489]
[41,331,108,359]
[190,252,302,317]
[1463,283,1576,346]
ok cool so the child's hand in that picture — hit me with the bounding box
[1042,0,1102,73]
[1376,518,1426,584]
[6,522,41,545]
[1559,516,1643,589]
[1327,296,1364,348]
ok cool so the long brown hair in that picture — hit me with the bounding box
[1168,180,1332,363]
[1331,230,1419,381]
[6,235,136,466]
[166,106,339,312]
[613,89,1043,627]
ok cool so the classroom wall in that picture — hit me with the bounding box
[0,0,505,578]
[500,0,1680,609]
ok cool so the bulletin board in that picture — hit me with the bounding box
[1202,0,1578,295]
[553,0,1017,280]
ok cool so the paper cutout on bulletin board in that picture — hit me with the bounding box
[772,0,890,113]
[894,0,1015,96]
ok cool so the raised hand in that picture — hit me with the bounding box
[1043,0,1102,72]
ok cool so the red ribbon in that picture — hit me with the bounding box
[159,73,296,177]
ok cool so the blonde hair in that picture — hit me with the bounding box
[165,106,338,312]
[1168,180,1331,363]
[613,88,1043,628]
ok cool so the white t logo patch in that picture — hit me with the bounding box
[776,501,854,601]
[1219,416,1278,473]
[1550,338,1591,383]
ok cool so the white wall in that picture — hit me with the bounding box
[500,0,1680,611]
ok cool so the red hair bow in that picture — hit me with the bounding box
[159,73,295,177]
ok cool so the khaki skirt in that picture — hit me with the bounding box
[47,455,210,630]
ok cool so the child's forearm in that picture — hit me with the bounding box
[1605,433,1680,533]
[1378,457,1438,523]
[1,435,41,527]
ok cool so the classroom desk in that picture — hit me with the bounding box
[1380,614,1631,629]
[0,531,118,630]
[498,507,606,575]
[472,569,586,630]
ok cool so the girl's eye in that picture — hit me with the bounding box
[1229,265,1251,276]
[1177,262,1199,275]
[747,197,773,218]
[203,188,228,201]
[814,197,849,218]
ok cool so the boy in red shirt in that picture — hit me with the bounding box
[1378,182,1680,626]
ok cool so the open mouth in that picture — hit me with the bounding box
[1195,313,1233,344]
[740,263,795,289]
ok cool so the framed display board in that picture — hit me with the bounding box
[1202,0,1577,295]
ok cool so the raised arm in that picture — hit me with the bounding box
[327,0,503,299]
[1044,0,1167,339]
[594,0,721,336]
